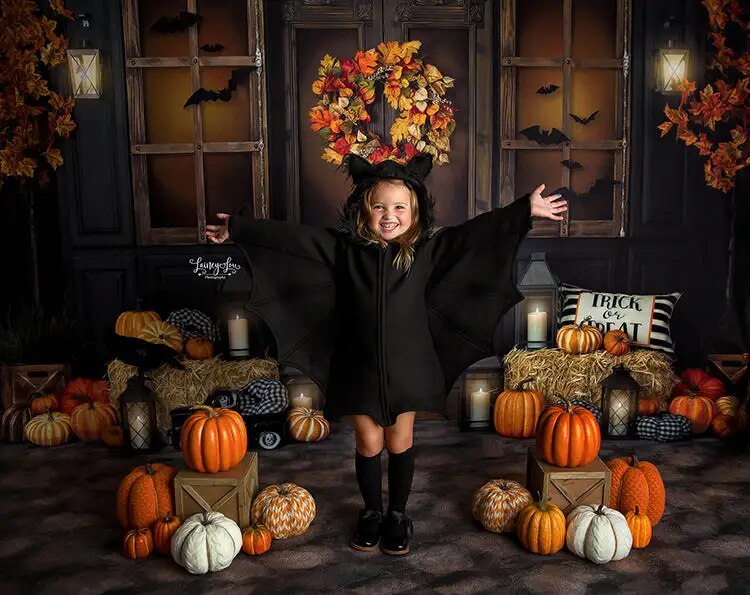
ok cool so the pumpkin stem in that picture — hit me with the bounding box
[634,505,640,516]
[631,454,639,467]
[72,394,95,409]
[145,463,155,476]
[164,511,172,522]
[517,377,536,390]
[596,503,605,514]
[46,408,54,421]
[191,404,220,417]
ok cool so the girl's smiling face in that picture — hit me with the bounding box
[366,180,414,241]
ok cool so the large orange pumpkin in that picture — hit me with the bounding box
[535,401,601,467]
[116,463,177,529]
[181,406,248,473]
[555,317,603,354]
[59,378,110,415]
[287,407,330,442]
[493,377,546,438]
[153,512,182,555]
[30,393,58,415]
[70,397,118,442]
[607,455,665,525]
[603,329,630,356]
[672,368,725,401]
[242,523,273,555]
[669,393,716,434]
[138,320,183,352]
[123,528,154,559]
[115,309,161,338]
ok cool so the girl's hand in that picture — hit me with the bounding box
[530,184,567,221]
[205,213,231,243]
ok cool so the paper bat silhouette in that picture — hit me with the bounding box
[151,11,199,33]
[569,110,600,125]
[553,177,622,202]
[561,159,583,170]
[519,125,570,145]
[200,43,225,53]
[183,66,255,108]
[536,84,559,95]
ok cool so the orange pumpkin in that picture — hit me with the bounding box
[672,368,725,401]
[493,377,546,438]
[242,523,273,555]
[137,320,183,352]
[535,401,601,467]
[669,393,716,434]
[102,424,125,447]
[516,497,566,555]
[638,397,664,416]
[181,406,248,473]
[287,407,331,442]
[603,329,630,356]
[555,317,603,354]
[185,337,214,360]
[607,455,665,525]
[715,396,748,430]
[70,397,118,442]
[625,505,652,549]
[711,413,744,439]
[123,528,154,559]
[115,309,161,338]
[59,377,110,416]
[116,463,177,529]
[153,512,182,555]
[30,393,58,415]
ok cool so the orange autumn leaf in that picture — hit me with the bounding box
[354,50,378,76]
[657,121,674,137]
[45,146,63,168]
[312,79,325,95]
[399,40,422,63]
[309,107,333,132]
[378,41,402,65]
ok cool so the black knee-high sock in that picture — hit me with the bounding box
[355,450,383,512]
[387,446,415,514]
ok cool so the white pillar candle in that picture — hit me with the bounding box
[292,392,313,409]
[130,409,150,449]
[469,388,490,422]
[608,389,630,436]
[527,308,547,345]
[228,316,250,355]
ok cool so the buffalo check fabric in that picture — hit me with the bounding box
[636,413,692,442]
[166,308,221,342]
[234,379,289,415]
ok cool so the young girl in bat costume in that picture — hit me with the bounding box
[206,153,566,555]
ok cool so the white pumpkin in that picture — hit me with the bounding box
[170,511,242,575]
[566,504,632,564]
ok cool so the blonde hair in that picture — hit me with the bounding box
[354,179,421,273]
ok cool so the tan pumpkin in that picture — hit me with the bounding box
[287,407,330,442]
[603,329,630,356]
[153,512,182,555]
[116,463,177,529]
[185,337,214,360]
[556,317,603,354]
[493,377,545,438]
[24,410,73,447]
[137,320,183,352]
[715,396,747,430]
[625,506,652,549]
[123,528,154,559]
[115,309,161,338]
[70,396,118,442]
[250,483,316,539]
[241,523,273,555]
[30,393,58,415]
[102,424,125,447]
[1,405,33,443]
[181,406,248,473]
[516,497,566,555]
[471,479,533,533]
[669,392,716,434]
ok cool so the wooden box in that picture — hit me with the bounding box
[175,453,259,528]
[525,448,611,515]
[1,364,71,409]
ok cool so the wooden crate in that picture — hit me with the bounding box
[174,453,259,528]
[1,364,71,409]
[525,448,611,515]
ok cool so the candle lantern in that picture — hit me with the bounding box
[219,270,267,359]
[283,367,323,410]
[119,370,160,452]
[514,253,559,350]
[600,364,641,439]
[458,356,503,431]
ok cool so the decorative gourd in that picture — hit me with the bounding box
[116,463,177,529]
[241,523,273,555]
[555,316,603,354]
[669,393,716,434]
[0,405,33,443]
[638,397,664,416]
[30,393,58,415]
[153,512,182,555]
[711,413,744,439]
[181,406,248,473]
[715,395,748,430]
[516,497,566,555]
[535,401,601,467]
[625,506,652,549]
[137,320,183,352]
[115,309,161,338]
[250,483,317,539]
[123,528,154,559]
[672,368,725,401]
[493,377,545,438]
[24,411,73,446]
[59,378,110,415]
[70,396,118,442]
[606,455,665,525]
[171,512,242,575]
[185,337,214,360]
[471,479,532,533]
[566,504,632,564]
[102,425,125,447]
[603,329,630,356]
[552,397,602,423]
[286,407,330,442]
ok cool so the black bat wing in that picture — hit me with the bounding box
[184,88,222,108]
[227,66,255,91]
[536,84,559,95]
[519,125,543,143]
[553,186,578,202]
[580,177,622,200]
[151,11,199,33]
[200,43,225,52]
[584,110,600,124]
[547,128,570,145]
[570,110,600,125]
[561,159,583,170]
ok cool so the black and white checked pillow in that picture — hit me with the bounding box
[636,413,691,442]
[557,283,681,356]
[166,308,221,342]
[234,379,289,416]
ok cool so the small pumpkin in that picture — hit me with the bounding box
[115,309,161,338]
[70,396,118,442]
[153,512,182,555]
[287,407,330,442]
[566,504,632,564]
[59,378,110,416]
[116,463,177,529]
[101,424,125,447]
[535,400,601,468]
[606,454,665,525]
[181,406,248,473]
[123,528,154,559]
[471,479,533,533]
[251,483,317,539]
[30,393,58,415]
[241,523,273,555]
[672,368,725,401]
[0,405,33,443]
[493,377,546,438]
[516,497,566,555]
[555,316,603,354]
[715,396,747,430]
[669,392,716,434]
[638,397,664,416]
[625,505,652,549]
[711,413,744,439]
[185,337,214,360]
[603,329,630,356]
[171,512,242,575]
[24,410,73,447]
[137,320,183,352]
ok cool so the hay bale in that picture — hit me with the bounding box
[107,357,279,439]
[503,347,678,407]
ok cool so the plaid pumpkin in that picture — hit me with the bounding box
[636,412,692,442]
[166,308,220,342]
[234,379,289,416]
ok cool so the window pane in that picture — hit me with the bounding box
[138,0,190,57]
[516,68,563,140]
[570,69,620,141]
[197,0,249,56]
[567,150,616,221]
[515,150,563,199]
[144,68,194,144]
[147,155,197,227]
[204,153,254,220]
[200,67,253,142]
[572,0,618,59]
[517,0,563,58]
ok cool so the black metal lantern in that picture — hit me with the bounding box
[219,269,266,360]
[119,371,160,452]
[282,366,323,410]
[514,253,559,350]
[458,356,503,431]
[600,364,641,439]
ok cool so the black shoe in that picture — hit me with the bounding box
[350,509,384,552]
[380,509,414,556]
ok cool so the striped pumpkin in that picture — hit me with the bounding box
[1,405,33,443]
[715,395,747,430]
[123,528,154,559]
[287,407,330,442]
[250,483,316,539]
[669,393,716,434]
[137,320,183,352]
[556,317,603,354]
[472,479,533,533]
[493,378,545,438]
[24,411,73,447]
[115,309,161,338]
[70,397,118,442]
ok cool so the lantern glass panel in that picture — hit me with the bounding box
[286,373,322,410]
[657,48,689,93]
[515,253,558,349]
[67,49,101,99]
[460,359,503,431]
[600,365,641,439]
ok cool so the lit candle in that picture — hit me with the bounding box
[228,315,250,356]
[527,308,547,347]
[608,389,630,436]
[469,388,490,422]
[130,410,150,449]
[292,392,313,409]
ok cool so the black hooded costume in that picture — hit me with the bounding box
[228,154,532,427]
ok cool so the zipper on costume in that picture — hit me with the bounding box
[377,247,388,424]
